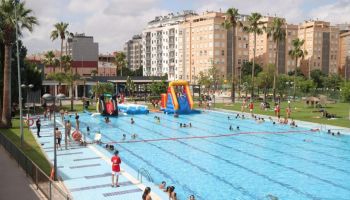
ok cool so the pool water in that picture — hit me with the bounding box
[76,111,350,200]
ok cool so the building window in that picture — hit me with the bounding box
[221,50,225,56]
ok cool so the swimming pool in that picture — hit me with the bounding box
[77,111,350,200]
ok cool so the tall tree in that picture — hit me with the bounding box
[289,38,307,100]
[243,12,264,101]
[114,52,127,76]
[43,50,57,73]
[50,22,69,72]
[64,72,80,111]
[265,17,286,102]
[222,8,242,103]
[0,0,38,127]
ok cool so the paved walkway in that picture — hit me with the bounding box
[0,146,44,200]
[30,116,168,200]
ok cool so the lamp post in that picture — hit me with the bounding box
[21,84,34,115]
[42,93,65,181]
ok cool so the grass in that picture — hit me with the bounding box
[212,100,350,128]
[0,118,52,175]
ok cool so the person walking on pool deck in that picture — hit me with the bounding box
[75,113,80,130]
[142,187,152,200]
[111,150,122,187]
[36,118,41,137]
[55,128,62,150]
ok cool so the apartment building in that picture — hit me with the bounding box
[124,35,142,71]
[248,16,298,74]
[66,33,99,76]
[337,24,350,80]
[142,11,197,80]
[179,12,250,83]
[298,21,339,76]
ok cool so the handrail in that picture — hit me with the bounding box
[0,132,72,200]
[137,168,153,183]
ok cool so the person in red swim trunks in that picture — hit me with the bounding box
[111,150,121,187]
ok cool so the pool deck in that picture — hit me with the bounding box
[29,116,168,200]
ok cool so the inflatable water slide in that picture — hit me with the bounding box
[97,94,118,116]
[161,80,194,114]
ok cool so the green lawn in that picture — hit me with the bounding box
[212,101,350,128]
[0,119,51,175]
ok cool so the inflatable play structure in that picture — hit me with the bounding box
[161,80,194,114]
[118,104,149,115]
[97,94,118,116]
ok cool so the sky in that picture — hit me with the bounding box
[22,0,350,54]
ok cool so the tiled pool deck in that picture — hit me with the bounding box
[29,116,168,200]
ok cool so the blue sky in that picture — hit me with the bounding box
[23,0,350,54]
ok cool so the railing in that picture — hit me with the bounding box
[137,168,153,183]
[0,133,72,200]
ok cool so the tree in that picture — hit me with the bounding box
[92,82,114,99]
[0,0,38,127]
[114,52,127,76]
[310,69,326,88]
[256,65,274,101]
[276,74,293,98]
[222,8,242,103]
[323,73,343,90]
[125,76,135,97]
[265,17,286,102]
[241,61,262,77]
[289,38,307,100]
[197,71,211,94]
[298,78,315,94]
[64,72,80,111]
[287,68,305,77]
[91,69,98,77]
[243,12,264,101]
[340,82,350,102]
[43,51,58,73]
[149,80,167,96]
[50,22,69,72]
[61,55,72,73]
[22,61,42,91]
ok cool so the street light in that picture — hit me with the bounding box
[42,93,66,181]
[21,84,34,115]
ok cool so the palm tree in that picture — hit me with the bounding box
[243,12,264,101]
[43,51,57,73]
[114,52,127,76]
[61,55,72,73]
[64,72,80,111]
[222,8,242,103]
[265,17,286,102]
[0,0,38,128]
[289,38,307,100]
[50,22,69,72]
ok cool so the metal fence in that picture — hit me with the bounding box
[0,133,72,200]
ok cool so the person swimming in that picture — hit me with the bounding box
[236,126,240,130]
[131,118,135,124]
[337,131,341,136]
[229,125,233,131]
[122,134,126,141]
[327,129,331,134]
[189,123,192,127]
[227,116,231,120]
[131,133,137,139]
[180,123,183,128]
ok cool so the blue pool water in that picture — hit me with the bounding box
[76,111,350,200]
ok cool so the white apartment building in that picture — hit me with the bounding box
[142,11,197,80]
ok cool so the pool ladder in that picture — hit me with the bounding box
[137,168,153,183]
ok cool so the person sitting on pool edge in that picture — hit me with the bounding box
[159,181,166,189]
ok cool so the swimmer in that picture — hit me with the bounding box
[327,129,331,134]
[189,123,192,127]
[332,132,335,136]
[122,134,126,141]
[229,125,233,131]
[273,121,276,125]
[303,139,312,142]
[131,133,137,139]
[180,123,183,128]
[183,124,187,128]
[236,126,240,130]
[86,126,90,135]
[159,181,166,189]
[235,114,240,119]
[227,116,231,120]
[242,115,245,119]
[131,118,135,124]
[337,131,340,136]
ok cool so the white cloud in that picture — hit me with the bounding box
[68,0,108,13]
[309,0,350,24]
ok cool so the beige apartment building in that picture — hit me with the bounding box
[248,16,298,74]
[298,21,339,76]
[124,35,142,71]
[338,27,350,80]
[179,12,250,84]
